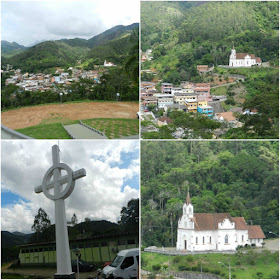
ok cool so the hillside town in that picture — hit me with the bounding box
[2,60,116,93]
[140,46,264,138]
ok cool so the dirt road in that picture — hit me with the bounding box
[2,102,139,129]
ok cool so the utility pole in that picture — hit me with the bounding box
[170,212,173,247]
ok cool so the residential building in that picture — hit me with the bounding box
[184,93,197,113]
[176,192,265,252]
[157,95,174,109]
[195,83,212,102]
[161,83,173,94]
[197,105,213,117]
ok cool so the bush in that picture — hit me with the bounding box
[186,255,194,262]
[211,269,221,275]
[148,273,156,279]
[172,255,181,264]
[152,264,161,271]
[256,272,263,278]
[248,259,255,266]
[232,274,237,278]
[235,261,241,266]
[178,264,190,271]
[204,267,209,273]
[251,243,256,247]
[191,266,200,271]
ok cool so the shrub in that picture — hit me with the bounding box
[163,265,168,269]
[256,272,263,278]
[152,264,161,271]
[232,274,236,278]
[172,255,181,264]
[235,261,241,266]
[211,269,221,275]
[148,273,156,279]
[248,259,255,266]
[178,264,190,271]
[191,266,200,271]
[204,267,209,273]
[186,255,194,262]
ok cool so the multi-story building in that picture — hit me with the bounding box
[195,83,212,102]
[184,93,197,113]
[157,94,174,109]
[161,83,173,94]
[197,105,213,117]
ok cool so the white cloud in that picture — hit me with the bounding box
[1,140,139,233]
[1,0,140,46]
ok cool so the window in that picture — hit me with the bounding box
[196,237,198,244]
[242,235,244,242]
[203,237,205,244]
[225,235,229,244]
[209,237,212,244]
[121,256,134,269]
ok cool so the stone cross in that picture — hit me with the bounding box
[35,145,86,279]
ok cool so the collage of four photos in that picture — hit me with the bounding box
[1,0,279,279]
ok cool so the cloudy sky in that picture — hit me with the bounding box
[1,140,139,233]
[1,0,140,46]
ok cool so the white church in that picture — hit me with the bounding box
[176,192,265,252]
[229,46,262,67]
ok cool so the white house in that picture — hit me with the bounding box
[176,192,265,252]
[229,46,262,67]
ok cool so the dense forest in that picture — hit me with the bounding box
[141,141,279,247]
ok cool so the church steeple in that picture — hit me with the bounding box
[185,188,191,205]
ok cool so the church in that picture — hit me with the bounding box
[176,191,265,252]
[229,46,262,67]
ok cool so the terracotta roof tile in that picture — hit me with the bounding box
[247,225,266,239]
[232,217,248,230]
[193,213,233,231]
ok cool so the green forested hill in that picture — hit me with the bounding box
[141,1,279,79]
[141,141,279,247]
[3,23,139,73]
[1,40,26,55]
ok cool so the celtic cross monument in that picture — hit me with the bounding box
[35,145,86,279]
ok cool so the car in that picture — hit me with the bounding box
[71,259,94,272]
[102,248,139,279]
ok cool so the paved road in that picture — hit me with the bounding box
[64,124,108,139]
[263,238,279,252]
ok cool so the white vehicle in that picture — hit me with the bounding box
[102,248,139,279]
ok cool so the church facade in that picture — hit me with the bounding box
[229,47,262,67]
[176,192,265,252]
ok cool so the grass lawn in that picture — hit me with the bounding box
[16,123,72,139]
[215,67,278,79]
[82,118,139,139]
[141,250,279,279]
[210,86,228,96]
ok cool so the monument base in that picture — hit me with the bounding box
[54,272,76,279]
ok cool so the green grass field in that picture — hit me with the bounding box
[142,250,279,279]
[82,118,139,139]
[16,123,72,139]
[210,86,228,96]
[15,118,139,139]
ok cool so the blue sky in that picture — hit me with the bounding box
[1,140,139,233]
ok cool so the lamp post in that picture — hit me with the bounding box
[73,248,81,279]
[116,92,120,102]
[60,92,63,103]
[170,212,173,247]
[218,258,231,279]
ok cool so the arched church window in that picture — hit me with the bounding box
[189,207,192,214]
[184,207,186,214]
[209,236,212,244]
[225,235,228,244]
[203,237,205,244]
[196,237,198,244]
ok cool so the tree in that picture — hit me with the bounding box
[31,208,51,233]
[71,213,78,226]
[119,198,139,232]
[31,208,52,242]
